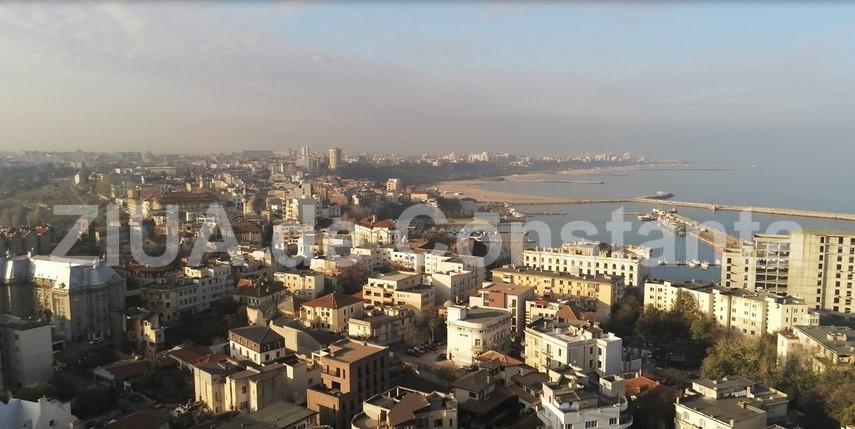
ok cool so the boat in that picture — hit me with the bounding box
[688,260,698,269]
[715,259,721,265]
[701,260,710,270]
[658,259,668,266]
[668,208,678,213]
[638,214,655,221]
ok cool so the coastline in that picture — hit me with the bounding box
[431,165,644,204]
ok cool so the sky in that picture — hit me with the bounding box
[1,1,854,164]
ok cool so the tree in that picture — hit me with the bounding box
[14,383,57,401]
[72,385,117,419]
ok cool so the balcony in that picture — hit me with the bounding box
[618,413,633,428]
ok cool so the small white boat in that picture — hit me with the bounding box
[701,260,710,270]
[688,261,698,269]
[658,259,668,266]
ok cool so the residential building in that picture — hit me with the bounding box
[122,307,165,353]
[347,307,416,346]
[140,263,232,322]
[362,272,435,317]
[101,411,169,429]
[307,339,390,429]
[228,325,287,365]
[525,298,584,325]
[778,325,855,372]
[675,376,789,429]
[537,373,632,429]
[446,305,512,366]
[301,292,364,333]
[492,265,626,314]
[213,401,316,429]
[0,397,79,429]
[721,233,791,292]
[354,217,399,247]
[352,386,458,429]
[468,282,535,335]
[523,318,622,376]
[0,255,126,344]
[644,279,820,337]
[231,278,287,308]
[274,269,325,300]
[428,269,479,306]
[0,315,53,390]
[522,242,648,286]
[329,147,342,170]
[449,369,514,426]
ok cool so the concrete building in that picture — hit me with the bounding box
[525,298,584,326]
[0,315,53,390]
[722,230,855,318]
[301,292,364,333]
[468,282,535,335]
[228,325,287,365]
[523,318,622,376]
[307,339,390,429]
[492,265,626,315]
[347,307,416,346]
[274,269,325,300]
[0,255,126,344]
[231,278,287,308]
[0,397,79,429]
[778,325,855,372]
[353,217,399,247]
[351,386,457,429]
[522,242,648,286]
[329,147,342,170]
[446,305,512,366]
[675,376,789,429]
[537,373,632,429]
[362,272,435,317]
[212,401,316,429]
[644,279,820,337]
[122,307,165,354]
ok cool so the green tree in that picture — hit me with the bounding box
[72,385,117,419]
[14,383,58,401]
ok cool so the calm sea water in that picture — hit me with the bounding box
[490,164,855,283]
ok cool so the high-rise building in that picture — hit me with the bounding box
[328,147,342,170]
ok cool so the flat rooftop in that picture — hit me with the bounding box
[326,339,387,363]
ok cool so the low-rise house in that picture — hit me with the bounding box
[300,292,364,333]
[228,325,287,365]
[347,307,416,346]
[675,376,789,429]
[352,387,458,429]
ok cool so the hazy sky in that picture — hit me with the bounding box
[1,1,854,163]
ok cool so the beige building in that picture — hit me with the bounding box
[493,265,626,315]
[778,325,855,372]
[522,242,648,286]
[675,376,788,429]
[468,282,535,335]
[347,307,416,346]
[523,318,622,376]
[721,233,791,292]
[446,305,512,366]
[141,263,232,322]
[231,278,287,308]
[0,255,127,344]
[301,292,364,332]
[274,269,325,300]
[307,339,390,429]
[362,271,435,317]
[353,217,399,247]
[351,386,458,429]
[0,315,53,390]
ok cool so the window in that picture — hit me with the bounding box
[434,419,444,427]
[609,418,618,425]
[585,421,598,428]
[242,386,247,394]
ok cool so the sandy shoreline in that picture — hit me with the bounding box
[430,166,643,204]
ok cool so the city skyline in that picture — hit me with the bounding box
[2,2,854,166]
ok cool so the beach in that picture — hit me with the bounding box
[431,166,641,204]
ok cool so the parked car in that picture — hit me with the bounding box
[435,353,447,361]
[425,344,437,351]
[406,349,420,357]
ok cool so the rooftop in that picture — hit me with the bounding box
[101,411,169,429]
[229,325,284,346]
[794,325,855,356]
[212,401,316,429]
[303,291,363,309]
[323,339,387,363]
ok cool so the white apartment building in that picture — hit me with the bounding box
[468,282,535,335]
[352,387,457,429]
[778,325,855,372]
[523,318,622,376]
[228,325,287,365]
[301,292,364,332]
[644,279,820,337]
[446,305,512,366]
[675,376,789,429]
[0,315,53,390]
[537,374,632,429]
[362,271,435,317]
[523,242,648,286]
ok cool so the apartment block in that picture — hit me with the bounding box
[347,307,416,346]
[362,272,435,317]
[228,325,287,365]
[274,269,325,300]
[0,315,53,390]
[522,242,648,286]
[675,376,788,429]
[446,305,512,366]
[301,292,364,333]
[307,339,390,429]
[778,325,855,372]
[468,282,535,335]
[537,373,632,429]
[523,318,622,376]
[493,265,625,315]
[352,386,458,429]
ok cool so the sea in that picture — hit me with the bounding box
[482,164,855,283]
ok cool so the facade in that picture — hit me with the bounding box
[468,282,535,335]
[231,278,287,308]
[301,292,364,333]
[492,265,626,315]
[525,298,583,325]
[274,269,325,300]
[721,230,855,317]
[228,325,287,365]
[122,308,165,353]
[778,325,855,371]
[0,255,126,344]
[362,272,436,317]
[141,264,232,322]
[522,242,648,286]
[329,147,342,170]
[307,339,391,429]
[213,401,316,429]
[523,318,622,376]
[644,279,820,337]
[675,376,789,429]
[537,373,632,429]
[352,386,458,429]
[446,305,513,366]
[347,307,416,346]
[0,315,53,390]
[354,217,399,247]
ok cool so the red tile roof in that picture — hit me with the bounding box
[101,360,149,380]
[303,292,363,309]
[356,217,395,229]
